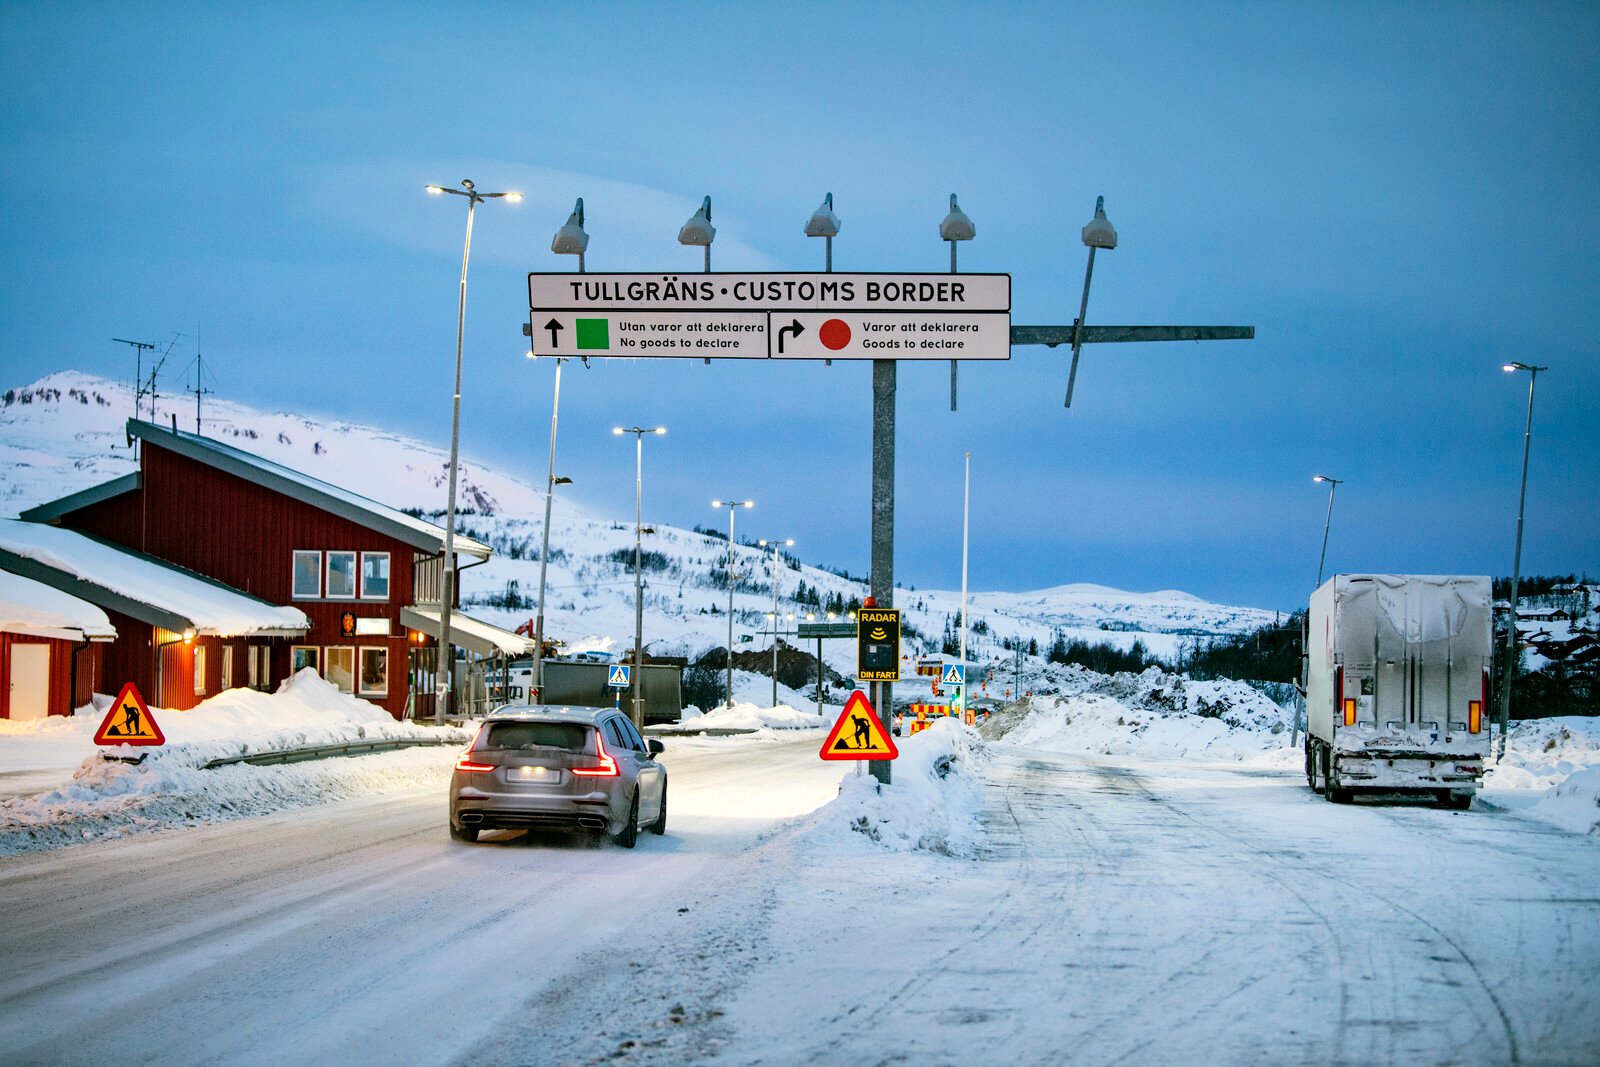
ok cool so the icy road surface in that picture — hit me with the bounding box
[0,741,1596,1065]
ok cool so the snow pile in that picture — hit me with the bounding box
[1482,717,1600,834]
[990,665,1295,761]
[0,670,468,856]
[795,719,984,857]
[675,701,828,732]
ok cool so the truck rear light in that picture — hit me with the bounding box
[571,729,619,777]
[1343,698,1357,726]
[1468,700,1482,734]
[455,755,498,773]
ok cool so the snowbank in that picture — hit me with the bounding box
[672,700,827,732]
[0,670,469,856]
[1482,716,1600,834]
[791,718,984,857]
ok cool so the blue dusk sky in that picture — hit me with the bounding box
[2,2,1596,610]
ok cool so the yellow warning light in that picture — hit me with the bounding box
[1343,698,1357,726]
[1468,700,1482,734]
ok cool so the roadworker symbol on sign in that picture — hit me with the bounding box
[93,682,165,746]
[819,690,898,761]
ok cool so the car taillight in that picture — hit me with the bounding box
[455,754,498,773]
[571,729,619,777]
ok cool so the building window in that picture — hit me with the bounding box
[194,646,208,695]
[291,646,320,675]
[325,646,355,694]
[222,646,234,690]
[249,645,270,690]
[292,551,322,599]
[326,552,357,599]
[361,552,390,600]
[359,647,389,697]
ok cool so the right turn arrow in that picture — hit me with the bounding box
[776,318,805,355]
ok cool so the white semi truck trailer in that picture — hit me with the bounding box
[1305,575,1492,808]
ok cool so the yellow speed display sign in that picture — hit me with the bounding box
[856,607,900,682]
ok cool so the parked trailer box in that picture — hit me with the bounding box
[1305,575,1491,808]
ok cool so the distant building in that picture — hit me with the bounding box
[0,567,116,719]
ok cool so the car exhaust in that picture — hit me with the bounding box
[459,812,485,825]
[577,815,607,830]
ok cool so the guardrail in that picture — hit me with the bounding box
[200,736,461,770]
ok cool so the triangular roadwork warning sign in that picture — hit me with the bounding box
[93,682,165,746]
[819,690,898,761]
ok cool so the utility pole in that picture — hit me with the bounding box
[112,339,156,421]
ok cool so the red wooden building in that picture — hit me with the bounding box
[20,418,522,719]
[0,518,309,713]
[0,568,115,719]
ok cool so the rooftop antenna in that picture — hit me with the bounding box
[142,332,181,423]
[187,323,215,434]
[112,338,157,421]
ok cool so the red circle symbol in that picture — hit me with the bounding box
[819,318,851,351]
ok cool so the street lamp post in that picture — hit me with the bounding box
[615,426,666,728]
[711,497,754,708]
[1295,473,1343,749]
[425,178,521,722]
[939,194,975,411]
[1498,361,1547,759]
[529,199,591,703]
[1065,196,1119,408]
[759,538,795,708]
[679,196,714,273]
[960,452,971,672]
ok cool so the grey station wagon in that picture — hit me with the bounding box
[449,705,667,847]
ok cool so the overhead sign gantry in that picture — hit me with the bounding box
[529,272,1011,361]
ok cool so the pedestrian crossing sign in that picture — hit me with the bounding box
[93,682,165,746]
[607,664,632,689]
[941,664,966,688]
[819,690,898,761]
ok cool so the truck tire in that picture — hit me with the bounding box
[1320,744,1335,800]
[1447,792,1473,811]
[1329,787,1354,804]
[1305,740,1319,792]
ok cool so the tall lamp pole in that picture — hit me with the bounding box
[425,178,521,722]
[1498,361,1547,759]
[940,195,975,411]
[1065,197,1119,407]
[529,200,591,702]
[960,452,972,672]
[759,537,796,708]
[1293,474,1343,749]
[711,497,754,708]
[615,425,666,728]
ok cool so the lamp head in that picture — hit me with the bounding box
[804,192,840,238]
[551,197,589,255]
[1081,195,1118,249]
[425,185,445,195]
[612,427,624,436]
[939,193,976,242]
[653,426,666,436]
[678,195,715,246]
[502,192,524,203]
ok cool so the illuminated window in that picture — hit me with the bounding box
[359,647,389,697]
[222,646,234,690]
[324,646,355,694]
[194,645,208,695]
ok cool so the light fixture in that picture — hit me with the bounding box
[1081,196,1118,249]
[551,198,589,257]
[804,193,840,238]
[679,196,715,246]
[940,194,976,242]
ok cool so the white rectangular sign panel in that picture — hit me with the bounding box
[771,312,1011,360]
[531,311,768,359]
[530,272,1010,313]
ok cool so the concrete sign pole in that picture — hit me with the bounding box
[869,357,895,786]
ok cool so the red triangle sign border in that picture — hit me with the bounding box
[819,689,899,761]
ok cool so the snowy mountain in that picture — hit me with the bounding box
[2,371,1279,688]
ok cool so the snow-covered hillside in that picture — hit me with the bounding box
[2,371,1278,685]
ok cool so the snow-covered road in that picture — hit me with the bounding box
[1,739,1596,1066]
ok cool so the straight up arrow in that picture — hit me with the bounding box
[544,318,564,349]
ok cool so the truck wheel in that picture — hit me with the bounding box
[1320,745,1335,800]
[1448,792,1473,811]
[1330,788,1354,804]
[1305,740,1319,791]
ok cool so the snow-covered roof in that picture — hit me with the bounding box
[0,519,310,638]
[23,419,492,560]
[400,606,534,657]
[0,567,117,641]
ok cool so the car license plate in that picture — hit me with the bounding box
[517,766,551,779]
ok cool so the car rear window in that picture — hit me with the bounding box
[483,722,590,751]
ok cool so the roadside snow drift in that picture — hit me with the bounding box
[0,670,468,855]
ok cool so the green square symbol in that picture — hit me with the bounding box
[575,318,610,350]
